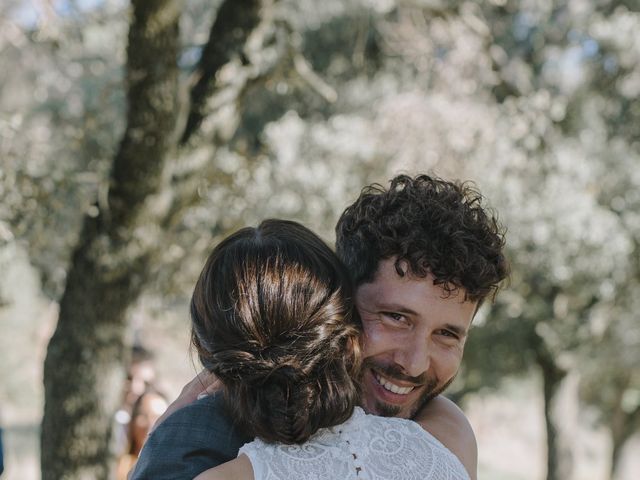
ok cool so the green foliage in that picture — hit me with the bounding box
[2,0,640,477]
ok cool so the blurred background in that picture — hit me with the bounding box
[1,0,639,479]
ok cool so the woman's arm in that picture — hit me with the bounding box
[149,370,222,434]
[194,454,254,480]
[413,396,478,480]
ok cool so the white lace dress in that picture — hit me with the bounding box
[238,407,470,480]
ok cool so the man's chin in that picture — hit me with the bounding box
[361,388,426,419]
[371,400,402,418]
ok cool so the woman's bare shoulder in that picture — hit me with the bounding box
[193,454,254,480]
[414,396,477,480]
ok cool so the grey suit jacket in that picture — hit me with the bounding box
[131,393,251,480]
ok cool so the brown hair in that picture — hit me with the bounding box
[191,219,361,444]
[127,388,167,455]
[336,174,509,303]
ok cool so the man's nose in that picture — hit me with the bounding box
[392,334,430,378]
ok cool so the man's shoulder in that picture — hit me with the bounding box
[157,393,227,429]
[131,394,250,480]
[414,396,477,480]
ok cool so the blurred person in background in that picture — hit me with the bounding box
[116,389,168,480]
[122,344,157,414]
[113,344,157,456]
[132,174,509,480]
[112,342,160,475]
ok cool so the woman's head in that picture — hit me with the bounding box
[127,389,168,455]
[190,219,361,444]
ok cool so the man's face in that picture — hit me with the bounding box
[356,258,477,419]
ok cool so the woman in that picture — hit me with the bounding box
[190,219,469,480]
[116,389,168,479]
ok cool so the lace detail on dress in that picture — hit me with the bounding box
[238,407,470,480]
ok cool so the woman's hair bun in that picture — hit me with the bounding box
[208,350,307,388]
[190,219,362,444]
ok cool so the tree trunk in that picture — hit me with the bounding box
[41,0,180,477]
[40,0,275,475]
[609,402,640,480]
[537,347,571,480]
[41,217,154,480]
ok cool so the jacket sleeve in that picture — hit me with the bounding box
[130,393,250,480]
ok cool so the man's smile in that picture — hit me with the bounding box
[373,371,416,395]
[364,364,430,413]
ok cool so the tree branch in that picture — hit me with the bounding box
[179,0,265,145]
[107,0,180,231]
[161,3,289,228]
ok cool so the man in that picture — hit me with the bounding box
[131,174,508,480]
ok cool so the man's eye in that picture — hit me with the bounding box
[383,312,406,323]
[438,330,459,339]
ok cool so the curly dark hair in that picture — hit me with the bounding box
[190,219,362,444]
[335,174,508,303]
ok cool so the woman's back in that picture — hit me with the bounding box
[239,408,469,480]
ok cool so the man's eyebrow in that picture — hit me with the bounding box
[376,303,419,316]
